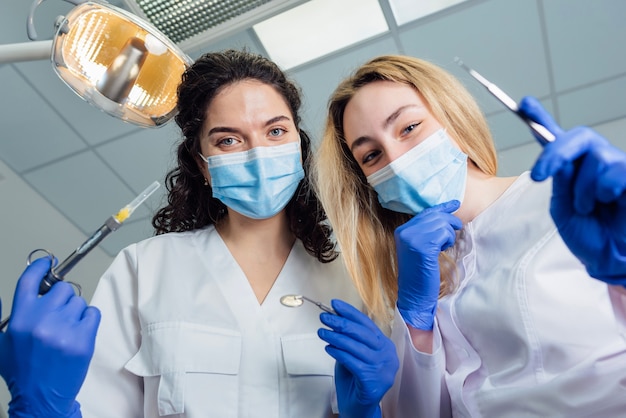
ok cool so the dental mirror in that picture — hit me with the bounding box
[280,294,336,314]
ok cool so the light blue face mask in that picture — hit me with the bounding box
[200,142,304,219]
[366,128,467,215]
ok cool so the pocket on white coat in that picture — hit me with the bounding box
[281,333,336,416]
[125,322,242,416]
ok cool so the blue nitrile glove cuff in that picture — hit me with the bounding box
[397,303,437,330]
[8,399,82,418]
[394,201,461,331]
[318,299,397,418]
[340,402,381,418]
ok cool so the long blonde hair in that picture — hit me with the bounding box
[313,55,497,324]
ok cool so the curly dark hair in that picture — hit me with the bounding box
[152,49,338,263]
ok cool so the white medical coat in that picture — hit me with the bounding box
[383,172,626,417]
[78,226,361,417]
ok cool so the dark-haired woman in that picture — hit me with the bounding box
[76,50,396,418]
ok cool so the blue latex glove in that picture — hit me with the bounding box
[0,257,101,418]
[395,200,462,329]
[318,299,398,418]
[519,96,626,284]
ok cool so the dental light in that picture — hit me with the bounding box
[10,0,193,127]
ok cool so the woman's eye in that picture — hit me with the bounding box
[218,137,236,146]
[362,150,381,164]
[269,128,285,137]
[402,123,418,135]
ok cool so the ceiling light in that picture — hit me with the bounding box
[122,0,306,52]
[388,0,468,26]
[50,2,193,127]
[254,0,388,70]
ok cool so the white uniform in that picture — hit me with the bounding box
[383,172,626,417]
[78,226,360,417]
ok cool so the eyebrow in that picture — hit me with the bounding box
[207,115,292,137]
[349,105,417,152]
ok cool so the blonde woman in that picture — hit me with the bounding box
[314,55,626,417]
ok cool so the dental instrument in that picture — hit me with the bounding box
[454,57,555,145]
[280,294,336,314]
[0,181,160,331]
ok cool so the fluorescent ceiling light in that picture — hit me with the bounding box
[122,0,303,52]
[254,0,388,70]
[389,0,467,26]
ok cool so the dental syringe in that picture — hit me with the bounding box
[37,180,161,295]
[0,181,160,331]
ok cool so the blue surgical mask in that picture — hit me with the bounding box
[200,142,304,219]
[366,128,467,215]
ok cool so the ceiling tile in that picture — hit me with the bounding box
[485,98,555,151]
[95,122,179,197]
[398,0,550,115]
[22,150,152,234]
[188,29,264,60]
[254,0,388,70]
[0,0,74,43]
[593,117,626,152]
[542,0,626,92]
[497,142,542,177]
[14,60,141,145]
[0,65,87,172]
[290,36,399,142]
[557,74,626,129]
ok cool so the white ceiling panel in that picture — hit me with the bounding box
[22,150,151,233]
[0,0,74,44]
[95,122,179,198]
[594,118,626,151]
[291,36,399,142]
[497,141,542,177]
[0,65,87,172]
[254,0,388,70]
[485,98,555,151]
[14,60,142,146]
[398,0,550,115]
[557,75,626,129]
[390,0,468,26]
[188,29,264,60]
[542,0,626,92]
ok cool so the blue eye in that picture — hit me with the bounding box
[403,124,418,135]
[219,137,235,146]
[269,128,285,137]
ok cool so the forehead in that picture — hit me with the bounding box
[343,81,427,128]
[350,80,423,107]
[208,80,291,116]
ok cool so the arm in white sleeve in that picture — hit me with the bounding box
[382,308,451,418]
[77,245,144,417]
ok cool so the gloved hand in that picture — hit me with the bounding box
[318,299,398,418]
[395,200,462,329]
[519,96,626,284]
[0,257,101,418]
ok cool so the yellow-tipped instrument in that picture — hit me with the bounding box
[36,180,161,295]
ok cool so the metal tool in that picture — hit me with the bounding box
[280,294,336,314]
[455,57,555,145]
[0,181,160,331]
